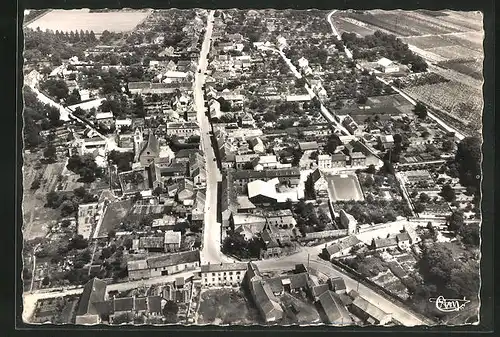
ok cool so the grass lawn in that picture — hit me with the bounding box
[197,288,260,325]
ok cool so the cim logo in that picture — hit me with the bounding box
[429,296,471,312]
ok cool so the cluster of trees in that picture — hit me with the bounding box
[325,133,342,155]
[108,150,134,172]
[24,28,98,64]
[23,87,63,148]
[416,242,479,300]
[292,201,330,235]
[46,186,98,217]
[454,137,481,192]
[337,199,410,224]
[222,231,264,259]
[66,154,103,183]
[341,31,428,72]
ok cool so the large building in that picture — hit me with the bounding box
[127,250,200,280]
[200,263,248,287]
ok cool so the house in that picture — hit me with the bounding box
[177,179,195,202]
[322,236,363,260]
[235,153,259,170]
[379,135,394,151]
[252,155,279,171]
[115,118,133,130]
[191,191,206,226]
[189,152,206,188]
[299,141,319,152]
[260,223,282,258]
[77,203,99,240]
[331,153,347,167]
[377,57,399,73]
[317,154,332,169]
[75,278,107,325]
[328,277,347,294]
[265,209,296,229]
[339,209,357,234]
[310,169,329,198]
[240,112,256,127]
[298,57,309,69]
[396,232,412,250]
[232,168,301,192]
[164,230,182,252]
[233,213,267,239]
[317,291,353,325]
[128,251,200,280]
[348,291,392,325]
[166,122,200,138]
[139,236,166,253]
[248,137,265,154]
[248,275,284,323]
[350,152,366,166]
[138,131,160,166]
[236,196,256,214]
[372,237,398,251]
[342,115,362,136]
[200,263,247,287]
[209,99,222,120]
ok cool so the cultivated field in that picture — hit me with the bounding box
[26,9,153,34]
[327,174,364,202]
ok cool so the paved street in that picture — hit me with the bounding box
[194,11,233,264]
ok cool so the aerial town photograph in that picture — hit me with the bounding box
[21,8,483,326]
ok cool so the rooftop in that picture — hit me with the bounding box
[200,262,247,273]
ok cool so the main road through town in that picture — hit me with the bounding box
[194,10,233,265]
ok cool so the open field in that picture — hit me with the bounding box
[327,174,364,202]
[96,199,133,237]
[26,9,152,34]
[197,288,260,325]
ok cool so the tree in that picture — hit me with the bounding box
[42,276,50,286]
[61,219,71,228]
[440,184,456,202]
[132,192,142,203]
[61,200,77,217]
[459,223,480,247]
[366,164,376,174]
[413,202,425,214]
[304,174,316,200]
[455,137,481,190]
[108,229,116,241]
[448,210,465,232]
[68,235,89,250]
[43,144,57,163]
[40,79,69,100]
[325,134,342,155]
[413,102,427,119]
[66,89,81,105]
[101,247,112,259]
[419,193,431,203]
[162,300,179,323]
[442,139,455,152]
[153,186,164,197]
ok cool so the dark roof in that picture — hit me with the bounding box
[373,237,398,249]
[139,236,164,249]
[299,141,319,151]
[176,148,201,158]
[76,278,107,316]
[396,232,411,242]
[146,250,200,269]
[201,262,247,273]
[128,81,151,90]
[114,297,134,312]
[328,277,346,292]
[93,300,114,316]
[312,284,330,298]
[232,168,300,181]
[317,291,353,325]
[140,132,160,158]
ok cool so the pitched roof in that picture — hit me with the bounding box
[140,131,160,158]
[325,236,362,256]
[233,168,300,181]
[146,250,200,269]
[396,232,411,242]
[139,236,164,249]
[328,277,347,292]
[317,291,353,325]
[164,230,181,245]
[200,262,247,273]
[251,280,283,321]
[373,237,398,249]
[113,297,134,312]
[76,278,108,317]
[351,296,391,322]
[299,141,319,151]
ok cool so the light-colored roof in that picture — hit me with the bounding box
[200,263,247,273]
[95,112,114,120]
[377,57,394,67]
[164,230,181,245]
[248,180,277,200]
[351,296,391,322]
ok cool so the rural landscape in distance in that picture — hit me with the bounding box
[22,8,483,326]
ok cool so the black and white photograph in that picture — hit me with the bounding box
[20,7,485,327]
